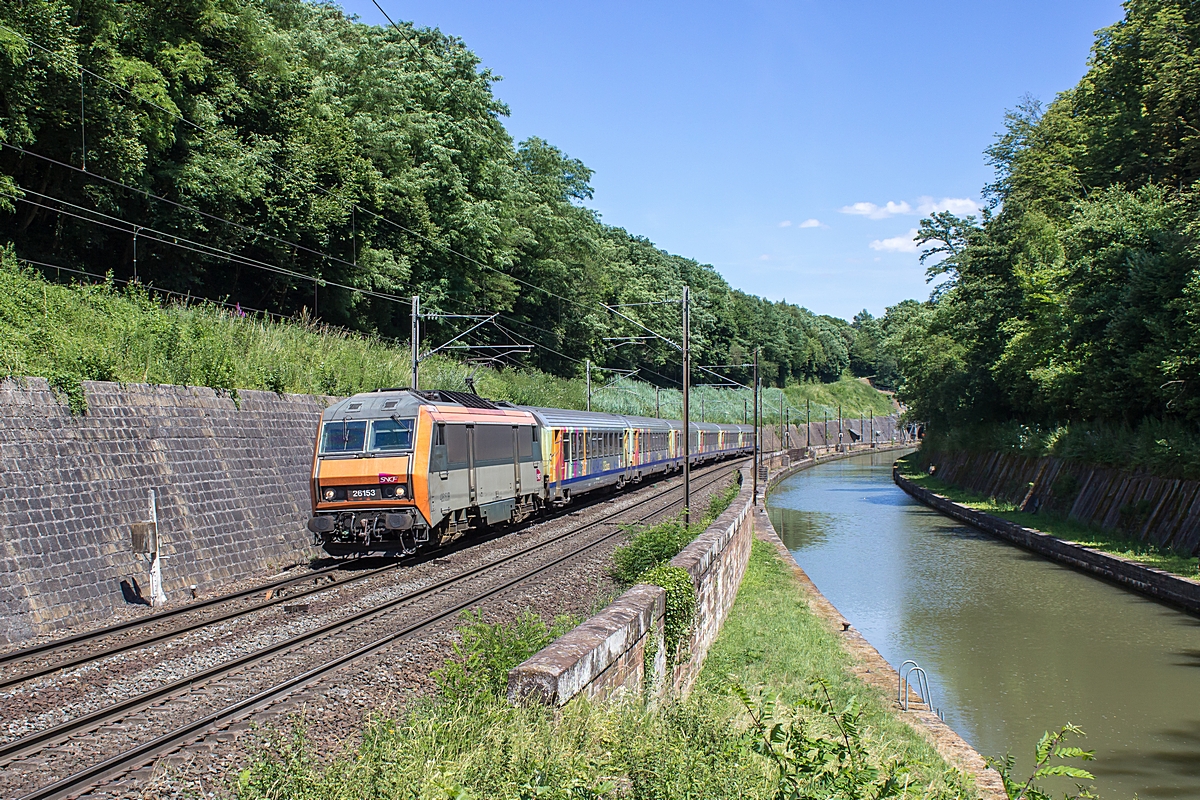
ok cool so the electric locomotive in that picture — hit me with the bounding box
[307,388,753,555]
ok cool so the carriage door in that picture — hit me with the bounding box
[466,425,477,503]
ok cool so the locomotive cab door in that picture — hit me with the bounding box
[466,424,477,503]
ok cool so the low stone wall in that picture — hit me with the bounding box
[508,473,756,704]
[0,378,326,645]
[916,449,1200,555]
[895,467,1200,614]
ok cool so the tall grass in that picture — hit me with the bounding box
[0,254,893,419]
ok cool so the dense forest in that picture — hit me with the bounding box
[882,0,1200,434]
[0,0,882,391]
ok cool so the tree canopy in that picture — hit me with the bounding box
[0,0,861,389]
[877,0,1200,428]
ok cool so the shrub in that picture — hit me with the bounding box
[433,609,577,701]
[638,564,696,661]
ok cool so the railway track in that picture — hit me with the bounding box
[1,461,743,800]
[0,462,705,691]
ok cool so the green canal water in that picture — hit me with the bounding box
[768,450,1200,799]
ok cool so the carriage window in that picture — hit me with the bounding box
[445,425,469,466]
[475,425,516,466]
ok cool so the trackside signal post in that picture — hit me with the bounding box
[130,489,167,607]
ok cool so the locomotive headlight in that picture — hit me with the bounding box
[395,484,406,498]
[323,488,336,501]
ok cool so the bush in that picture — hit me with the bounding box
[638,564,696,661]
[611,520,696,585]
[433,609,577,701]
[611,478,742,587]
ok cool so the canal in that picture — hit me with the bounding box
[768,450,1200,799]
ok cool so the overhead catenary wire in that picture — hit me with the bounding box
[1,188,405,306]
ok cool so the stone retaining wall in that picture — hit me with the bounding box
[916,449,1200,554]
[895,467,1200,614]
[508,473,756,704]
[0,378,326,645]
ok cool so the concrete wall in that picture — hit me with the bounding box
[508,473,756,704]
[917,449,1200,555]
[0,378,325,645]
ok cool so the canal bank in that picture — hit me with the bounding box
[768,451,1200,799]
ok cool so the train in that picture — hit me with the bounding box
[306,388,754,555]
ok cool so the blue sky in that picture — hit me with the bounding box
[341,1,1125,321]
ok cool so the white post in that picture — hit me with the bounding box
[149,489,166,607]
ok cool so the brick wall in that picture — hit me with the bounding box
[0,378,326,645]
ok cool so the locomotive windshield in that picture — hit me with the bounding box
[321,420,367,453]
[369,418,415,452]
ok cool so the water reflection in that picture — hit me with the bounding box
[768,452,1200,799]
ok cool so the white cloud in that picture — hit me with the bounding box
[798,218,822,228]
[916,196,980,216]
[869,228,920,253]
[839,200,912,219]
[778,220,792,227]
[759,254,771,261]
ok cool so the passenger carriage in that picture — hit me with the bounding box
[307,389,755,554]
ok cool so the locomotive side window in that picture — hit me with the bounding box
[475,424,516,466]
[321,420,367,454]
[445,425,469,467]
[370,418,415,451]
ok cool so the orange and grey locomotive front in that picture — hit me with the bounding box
[307,389,543,555]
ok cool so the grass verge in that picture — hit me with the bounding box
[897,456,1200,579]
[699,538,976,798]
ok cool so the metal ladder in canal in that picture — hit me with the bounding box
[898,661,944,721]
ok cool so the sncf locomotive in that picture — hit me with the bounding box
[306,388,753,555]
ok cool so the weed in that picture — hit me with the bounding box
[987,724,1096,800]
[434,609,577,701]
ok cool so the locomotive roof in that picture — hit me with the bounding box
[322,388,528,421]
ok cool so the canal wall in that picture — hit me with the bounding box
[0,378,325,646]
[915,449,1200,555]
[895,467,1200,615]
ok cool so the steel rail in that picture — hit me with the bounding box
[1,461,742,777]
[0,458,721,685]
[17,461,740,800]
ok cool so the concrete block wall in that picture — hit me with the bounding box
[918,449,1200,555]
[0,378,326,645]
[508,474,756,705]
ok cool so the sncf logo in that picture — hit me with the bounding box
[378,474,401,484]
